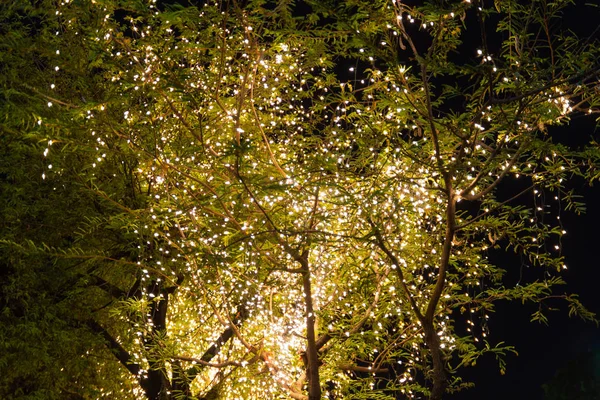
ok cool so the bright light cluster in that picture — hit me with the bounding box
[38,0,599,398]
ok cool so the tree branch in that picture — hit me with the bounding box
[87,320,140,378]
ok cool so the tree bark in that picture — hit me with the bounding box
[300,255,321,400]
[424,324,447,400]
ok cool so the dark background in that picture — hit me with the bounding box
[452,120,600,400]
[325,0,600,397]
[451,3,600,398]
[455,194,600,400]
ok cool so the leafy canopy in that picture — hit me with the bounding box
[1,0,599,399]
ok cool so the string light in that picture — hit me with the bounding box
[33,0,600,397]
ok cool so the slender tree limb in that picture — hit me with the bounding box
[87,320,140,378]
[368,218,425,323]
[455,184,535,231]
[488,66,600,105]
[460,143,527,201]
[249,49,288,178]
[172,352,260,369]
[22,83,79,109]
[338,363,389,374]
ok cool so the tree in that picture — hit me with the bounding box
[0,2,147,398]
[2,0,600,399]
[542,348,600,400]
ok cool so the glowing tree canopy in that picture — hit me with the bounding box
[1,0,599,399]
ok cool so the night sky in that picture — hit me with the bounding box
[453,118,600,399]
[422,3,600,397]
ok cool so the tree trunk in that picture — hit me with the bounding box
[424,324,447,400]
[301,265,321,400]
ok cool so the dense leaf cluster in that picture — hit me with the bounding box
[1,1,599,399]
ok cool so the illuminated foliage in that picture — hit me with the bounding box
[2,0,600,399]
